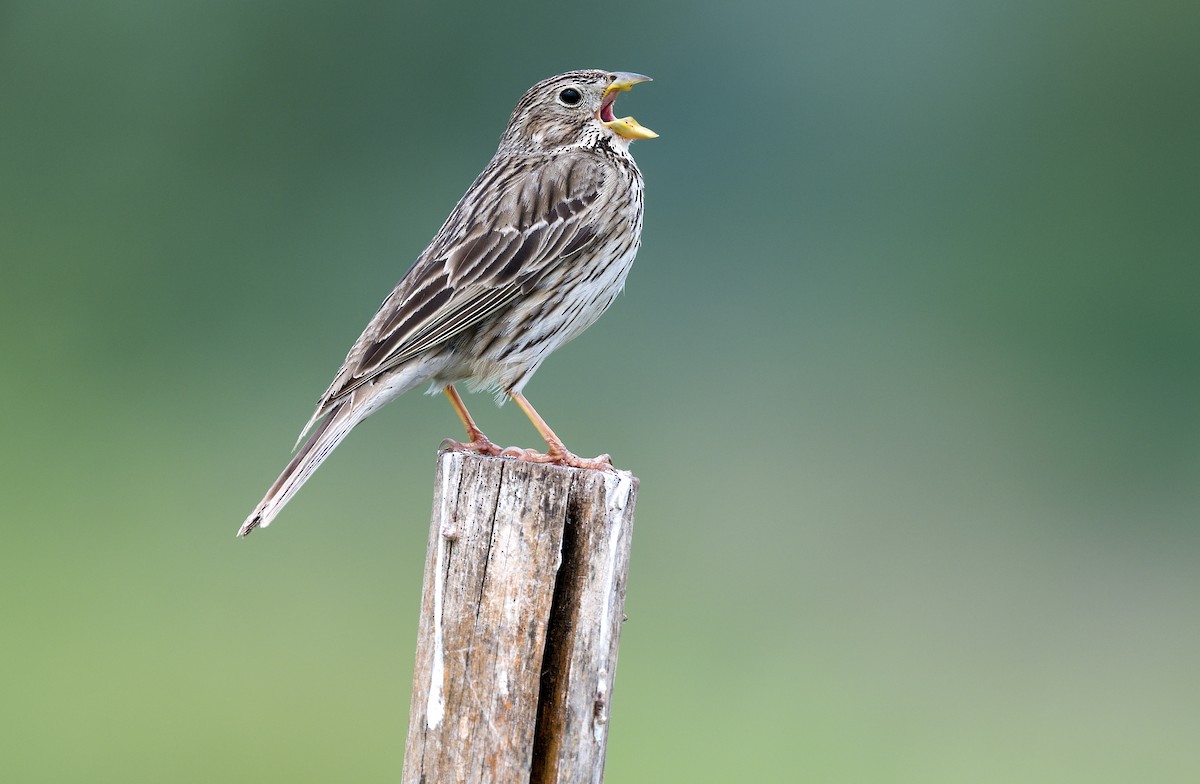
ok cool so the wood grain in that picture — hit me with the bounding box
[403,450,638,784]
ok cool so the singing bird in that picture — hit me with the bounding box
[238,70,656,537]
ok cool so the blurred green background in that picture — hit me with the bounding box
[3,0,1198,781]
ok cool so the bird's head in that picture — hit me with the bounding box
[500,70,657,153]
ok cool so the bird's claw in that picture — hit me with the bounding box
[440,435,504,457]
[498,446,614,472]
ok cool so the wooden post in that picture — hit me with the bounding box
[403,450,639,784]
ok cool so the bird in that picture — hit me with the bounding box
[237,69,656,537]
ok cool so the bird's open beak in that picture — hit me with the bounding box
[599,72,658,140]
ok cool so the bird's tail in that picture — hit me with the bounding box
[237,401,367,537]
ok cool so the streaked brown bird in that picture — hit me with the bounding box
[238,70,656,537]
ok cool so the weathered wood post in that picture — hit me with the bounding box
[402,449,639,784]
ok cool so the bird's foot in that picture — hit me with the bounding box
[440,434,504,457]
[498,446,614,472]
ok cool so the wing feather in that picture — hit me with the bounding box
[307,153,607,417]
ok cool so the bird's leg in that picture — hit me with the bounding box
[501,390,614,471]
[440,385,502,456]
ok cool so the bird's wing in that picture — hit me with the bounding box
[311,153,607,417]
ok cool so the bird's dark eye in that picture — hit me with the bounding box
[558,88,582,106]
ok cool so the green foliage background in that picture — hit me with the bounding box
[3,1,1197,780]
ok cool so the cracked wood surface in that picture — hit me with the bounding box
[403,450,638,784]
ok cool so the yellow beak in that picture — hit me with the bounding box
[600,72,658,140]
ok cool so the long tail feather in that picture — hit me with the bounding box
[237,401,365,537]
